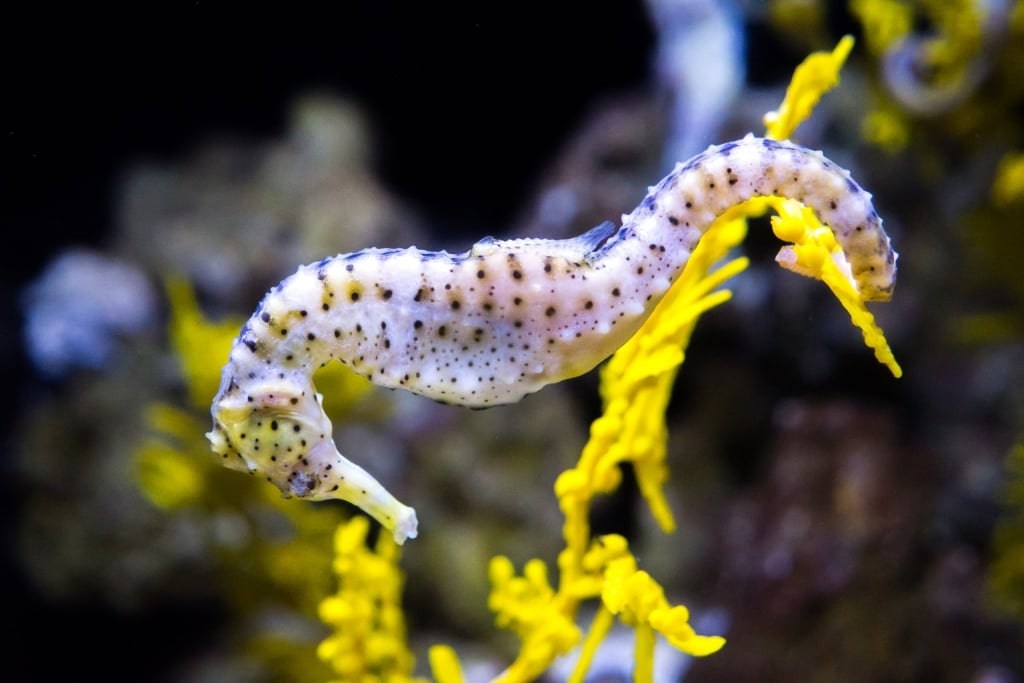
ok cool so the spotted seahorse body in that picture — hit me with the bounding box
[208,135,897,543]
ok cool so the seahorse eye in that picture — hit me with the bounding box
[290,471,318,495]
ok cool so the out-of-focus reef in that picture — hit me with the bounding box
[12,2,1024,681]
[16,93,589,680]
[116,95,426,313]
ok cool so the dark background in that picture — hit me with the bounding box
[1,3,660,679]
[1,2,853,678]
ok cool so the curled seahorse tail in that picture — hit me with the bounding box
[594,135,897,301]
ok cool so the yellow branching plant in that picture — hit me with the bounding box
[318,516,424,683]
[312,36,901,683]
[477,34,898,683]
[850,0,1022,149]
[134,279,376,680]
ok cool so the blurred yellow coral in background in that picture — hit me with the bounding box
[851,0,1020,147]
[134,278,380,680]
[165,276,243,411]
[135,278,244,510]
[992,151,1024,206]
[989,444,1024,620]
[849,0,913,54]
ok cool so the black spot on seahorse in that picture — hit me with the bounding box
[239,324,259,353]
[315,257,331,280]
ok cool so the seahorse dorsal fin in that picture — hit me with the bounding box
[574,220,617,252]
[470,235,499,257]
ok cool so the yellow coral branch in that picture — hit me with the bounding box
[849,0,913,54]
[567,607,615,683]
[165,276,244,410]
[428,645,465,683]
[317,516,424,682]
[312,34,900,683]
[993,151,1024,206]
[764,35,854,140]
[770,198,902,377]
[633,624,656,683]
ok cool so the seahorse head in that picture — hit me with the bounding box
[207,374,341,498]
[208,368,419,542]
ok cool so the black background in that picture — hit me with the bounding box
[1,2,836,678]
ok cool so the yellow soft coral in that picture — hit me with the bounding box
[312,36,899,683]
[165,276,243,410]
[488,557,583,683]
[992,151,1024,206]
[764,34,854,140]
[136,278,383,680]
[427,646,466,683]
[318,516,425,683]
[318,517,469,683]
[988,444,1024,620]
[489,531,725,683]
[482,35,899,683]
[556,215,749,557]
[761,35,901,376]
[771,198,902,376]
[600,552,724,655]
[486,221,744,682]
[849,0,913,54]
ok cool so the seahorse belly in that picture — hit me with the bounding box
[208,135,897,543]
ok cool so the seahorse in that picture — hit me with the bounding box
[207,135,897,543]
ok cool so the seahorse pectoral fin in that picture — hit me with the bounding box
[301,438,419,544]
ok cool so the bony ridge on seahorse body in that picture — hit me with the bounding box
[208,135,897,544]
